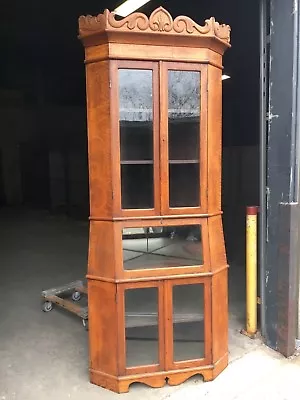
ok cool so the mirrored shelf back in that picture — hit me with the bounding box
[79,6,230,394]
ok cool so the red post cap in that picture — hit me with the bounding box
[246,206,258,215]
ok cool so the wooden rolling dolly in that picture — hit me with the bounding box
[41,280,89,330]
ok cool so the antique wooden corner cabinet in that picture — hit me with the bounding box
[78,7,231,394]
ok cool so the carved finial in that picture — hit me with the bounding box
[78,7,231,45]
[149,7,173,32]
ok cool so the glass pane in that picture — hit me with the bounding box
[125,287,158,367]
[123,225,203,270]
[169,164,199,208]
[173,284,205,362]
[119,69,154,209]
[121,164,153,209]
[168,70,200,207]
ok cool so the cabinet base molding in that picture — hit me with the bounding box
[90,354,228,393]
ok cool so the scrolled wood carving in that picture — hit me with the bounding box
[78,11,107,33]
[212,19,231,41]
[78,6,231,44]
[173,15,211,35]
[107,11,149,31]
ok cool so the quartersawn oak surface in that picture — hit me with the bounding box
[79,6,230,394]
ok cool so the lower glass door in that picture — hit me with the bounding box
[125,286,160,368]
[171,282,206,364]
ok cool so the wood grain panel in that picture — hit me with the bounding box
[86,61,113,218]
[85,44,224,67]
[85,44,109,62]
[211,268,228,364]
[110,44,223,67]
[208,215,228,271]
[90,365,216,393]
[207,65,222,213]
[88,221,116,279]
[88,281,118,375]
[212,352,228,379]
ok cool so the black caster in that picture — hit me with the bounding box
[42,301,53,312]
[72,291,81,301]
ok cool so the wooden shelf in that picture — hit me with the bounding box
[120,108,152,112]
[121,160,199,165]
[121,160,154,165]
[169,160,199,164]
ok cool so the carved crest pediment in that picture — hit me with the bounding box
[79,6,231,44]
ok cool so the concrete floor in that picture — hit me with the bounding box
[0,207,296,400]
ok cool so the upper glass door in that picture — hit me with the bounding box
[111,61,206,217]
[111,61,160,216]
[160,62,208,215]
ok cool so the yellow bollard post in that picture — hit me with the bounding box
[242,206,258,338]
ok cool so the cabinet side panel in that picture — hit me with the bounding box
[208,215,227,270]
[88,280,118,375]
[85,60,112,218]
[207,65,222,213]
[211,268,228,363]
[88,221,116,279]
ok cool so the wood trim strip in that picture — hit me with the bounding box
[86,264,229,283]
[89,211,223,221]
[117,284,126,374]
[85,57,224,70]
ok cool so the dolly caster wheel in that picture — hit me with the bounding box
[72,291,81,301]
[82,319,89,331]
[43,301,53,312]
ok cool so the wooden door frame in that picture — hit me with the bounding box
[110,60,160,218]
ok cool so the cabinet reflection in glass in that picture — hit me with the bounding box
[123,225,203,270]
[173,284,205,362]
[119,68,154,209]
[125,287,159,367]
